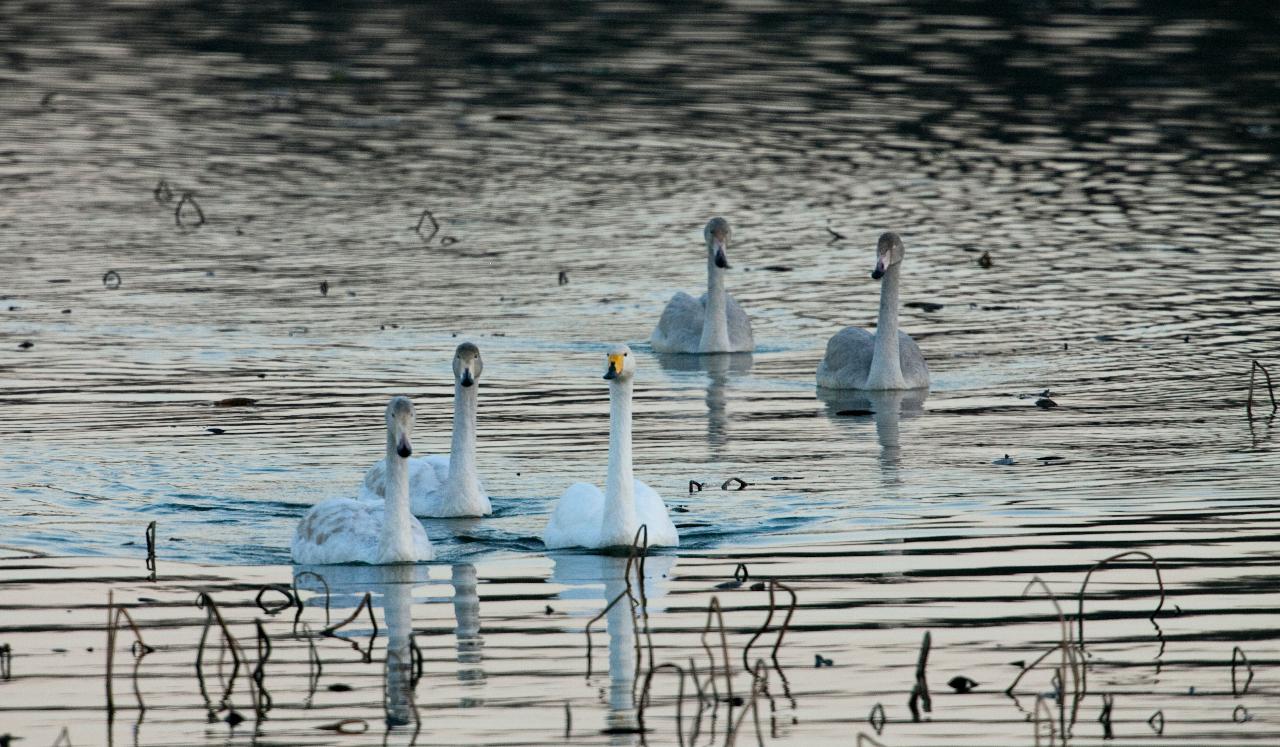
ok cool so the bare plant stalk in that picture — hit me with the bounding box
[1247,360,1278,419]
[1076,551,1165,649]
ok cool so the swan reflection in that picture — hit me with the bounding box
[817,387,927,478]
[655,352,753,452]
[551,552,675,744]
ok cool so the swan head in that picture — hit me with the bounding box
[872,232,905,280]
[602,343,636,382]
[452,342,483,388]
[385,396,415,458]
[704,217,731,270]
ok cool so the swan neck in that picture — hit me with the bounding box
[603,379,637,542]
[380,441,415,561]
[446,382,482,495]
[869,264,904,388]
[701,258,730,352]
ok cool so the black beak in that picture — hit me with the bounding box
[396,435,412,459]
[871,266,885,280]
[714,247,729,269]
[604,362,618,380]
[461,369,474,388]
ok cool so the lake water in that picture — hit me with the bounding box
[2,1,1278,744]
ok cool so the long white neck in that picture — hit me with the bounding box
[866,264,906,389]
[444,382,485,511]
[379,440,415,563]
[601,378,638,547]
[699,255,731,352]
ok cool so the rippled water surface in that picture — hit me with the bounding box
[2,0,1279,744]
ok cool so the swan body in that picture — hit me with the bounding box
[362,343,491,517]
[817,232,929,390]
[293,396,434,565]
[543,344,679,550]
[651,217,754,354]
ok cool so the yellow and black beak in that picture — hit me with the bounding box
[603,353,624,380]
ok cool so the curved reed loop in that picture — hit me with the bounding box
[1075,551,1165,648]
[741,579,796,669]
[321,591,379,662]
[292,571,332,630]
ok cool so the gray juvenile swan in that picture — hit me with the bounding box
[650,217,754,354]
[816,232,929,390]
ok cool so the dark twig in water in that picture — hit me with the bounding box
[1231,646,1253,697]
[700,597,734,706]
[144,521,156,581]
[564,701,572,739]
[727,659,771,747]
[51,726,71,747]
[558,270,569,286]
[105,591,154,721]
[252,619,272,715]
[826,226,845,243]
[716,563,750,590]
[1247,360,1277,420]
[906,631,931,722]
[1233,705,1252,723]
[1016,576,1083,735]
[321,591,379,662]
[299,622,322,707]
[292,571,332,631]
[413,209,439,242]
[153,179,173,203]
[856,734,888,747]
[1147,710,1164,735]
[174,192,205,228]
[1098,693,1114,740]
[868,703,886,734]
[0,643,10,681]
[689,480,704,494]
[254,585,295,616]
[742,580,796,669]
[102,270,122,290]
[1032,694,1056,746]
[721,477,749,491]
[194,591,257,717]
[638,662,686,746]
[318,718,368,734]
[1076,551,1165,650]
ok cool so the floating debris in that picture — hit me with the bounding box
[905,301,944,312]
[762,265,793,272]
[688,480,704,494]
[948,675,978,693]
[102,270,122,289]
[1099,693,1115,739]
[1035,397,1058,409]
[815,654,833,667]
[319,280,329,296]
[1148,710,1164,735]
[1247,360,1277,420]
[993,454,1016,466]
[826,225,845,243]
[868,702,886,734]
[153,179,173,203]
[17,341,32,350]
[174,192,205,228]
[721,477,749,491]
[977,251,993,268]
[205,428,226,435]
[214,397,258,407]
[317,718,367,734]
[413,209,439,242]
[544,605,554,615]
[558,270,569,285]
[326,683,353,692]
[714,563,750,590]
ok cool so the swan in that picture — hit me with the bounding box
[817,232,930,390]
[650,217,754,354]
[362,343,492,517]
[543,344,680,550]
[291,396,435,565]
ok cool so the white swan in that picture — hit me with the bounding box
[362,343,492,517]
[292,396,434,565]
[650,217,754,354]
[817,232,930,390]
[543,344,680,550]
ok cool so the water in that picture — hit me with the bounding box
[1,0,1279,744]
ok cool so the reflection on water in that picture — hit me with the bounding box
[452,563,485,688]
[817,387,927,479]
[551,552,675,743]
[655,352,753,453]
